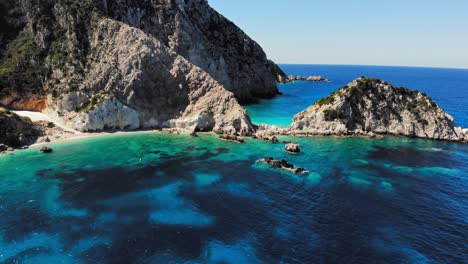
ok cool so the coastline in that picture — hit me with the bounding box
[25,126,468,152]
[29,128,205,148]
[10,110,200,150]
[6,109,467,154]
[29,130,157,147]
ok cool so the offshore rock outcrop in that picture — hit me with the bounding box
[285,143,301,153]
[260,157,308,175]
[0,0,285,134]
[279,75,330,83]
[291,77,467,142]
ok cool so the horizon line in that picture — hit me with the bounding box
[275,63,468,71]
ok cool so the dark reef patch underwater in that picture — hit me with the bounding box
[0,132,467,263]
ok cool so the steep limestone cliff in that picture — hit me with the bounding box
[99,0,285,102]
[0,0,283,134]
[44,18,253,134]
[291,77,467,141]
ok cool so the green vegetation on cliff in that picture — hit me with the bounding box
[0,32,48,96]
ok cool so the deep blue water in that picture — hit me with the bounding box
[246,65,468,127]
[0,133,467,263]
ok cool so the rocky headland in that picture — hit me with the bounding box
[0,107,81,151]
[289,77,468,142]
[0,0,287,136]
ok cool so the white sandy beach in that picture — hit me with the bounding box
[13,111,81,134]
[12,111,115,146]
[11,110,195,148]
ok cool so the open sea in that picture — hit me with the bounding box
[246,65,468,128]
[0,65,467,263]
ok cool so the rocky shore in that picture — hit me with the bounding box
[265,77,467,142]
[0,107,40,152]
[2,75,468,153]
[0,108,83,152]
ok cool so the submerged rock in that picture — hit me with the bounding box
[219,134,245,144]
[295,168,306,174]
[291,77,466,142]
[256,133,279,144]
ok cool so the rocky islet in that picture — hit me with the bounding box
[279,75,331,83]
[290,77,468,142]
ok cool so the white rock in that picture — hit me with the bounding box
[46,19,254,135]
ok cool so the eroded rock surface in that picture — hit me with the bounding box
[285,143,301,153]
[0,0,285,134]
[291,77,466,141]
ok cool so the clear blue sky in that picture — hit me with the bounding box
[210,0,468,69]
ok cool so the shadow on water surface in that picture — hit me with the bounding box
[2,150,288,263]
[0,135,467,263]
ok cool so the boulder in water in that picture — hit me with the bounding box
[280,159,295,169]
[260,157,308,175]
[285,143,301,153]
[256,133,279,144]
[295,168,306,174]
[40,146,53,153]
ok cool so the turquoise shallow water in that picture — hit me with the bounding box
[0,132,467,263]
[245,65,468,127]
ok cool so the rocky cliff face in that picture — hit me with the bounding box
[0,107,40,148]
[291,77,467,141]
[44,18,253,134]
[0,0,284,134]
[100,0,285,102]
